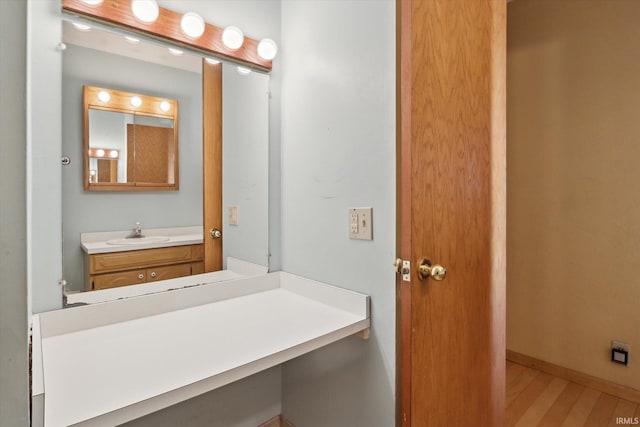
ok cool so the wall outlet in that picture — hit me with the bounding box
[228,205,239,226]
[348,207,373,240]
[612,340,630,366]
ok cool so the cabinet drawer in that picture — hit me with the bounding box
[91,246,194,274]
[147,264,191,282]
[92,269,146,290]
[192,244,204,260]
[191,261,205,275]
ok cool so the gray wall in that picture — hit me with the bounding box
[0,1,29,424]
[62,45,203,292]
[279,1,396,426]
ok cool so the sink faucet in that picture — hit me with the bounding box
[127,222,144,239]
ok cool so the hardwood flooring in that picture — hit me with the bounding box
[507,361,639,426]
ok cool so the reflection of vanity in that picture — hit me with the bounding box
[81,227,204,291]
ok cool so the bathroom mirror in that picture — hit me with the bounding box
[61,19,270,293]
[84,86,179,190]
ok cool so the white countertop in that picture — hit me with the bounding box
[32,272,370,427]
[81,226,203,254]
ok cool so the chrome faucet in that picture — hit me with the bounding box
[127,222,144,238]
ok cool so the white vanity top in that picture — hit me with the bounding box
[81,226,203,254]
[31,272,370,427]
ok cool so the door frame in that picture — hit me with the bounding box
[202,59,223,272]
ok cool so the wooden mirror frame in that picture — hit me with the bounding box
[83,85,179,191]
[62,0,272,72]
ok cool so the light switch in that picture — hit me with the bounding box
[348,207,373,240]
[228,205,239,226]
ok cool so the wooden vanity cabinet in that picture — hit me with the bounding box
[85,244,204,291]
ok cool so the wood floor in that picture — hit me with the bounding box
[507,361,639,426]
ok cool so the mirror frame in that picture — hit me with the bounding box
[83,85,179,191]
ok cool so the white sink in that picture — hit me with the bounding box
[106,236,170,246]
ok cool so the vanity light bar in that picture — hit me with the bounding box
[88,148,119,159]
[84,86,176,117]
[62,0,274,71]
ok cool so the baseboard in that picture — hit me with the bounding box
[258,415,296,427]
[507,349,640,404]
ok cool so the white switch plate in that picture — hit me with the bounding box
[228,205,239,226]
[348,207,373,240]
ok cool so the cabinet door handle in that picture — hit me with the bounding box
[138,273,144,280]
[150,271,157,278]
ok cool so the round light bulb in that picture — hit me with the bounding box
[160,101,171,112]
[168,47,183,56]
[237,66,252,76]
[72,22,91,32]
[130,96,142,107]
[125,36,140,44]
[109,150,118,158]
[205,57,220,65]
[131,0,159,23]
[180,12,205,38]
[96,149,105,157]
[80,0,103,5]
[222,26,244,50]
[97,91,110,103]
[257,38,277,60]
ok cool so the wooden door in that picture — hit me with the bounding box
[128,124,174,184]
[397,1,506,426]
[202,59,223,271]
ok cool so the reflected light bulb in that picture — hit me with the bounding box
[72,22,91,32]
[168,47,184,56]
[257,39,277,60]
[109,150,118,158]
[131,0,159,23]
[205,57,220,65]
[237,66,252,75]
[98,91,110,103]
[160,101,171,112]
[96,149,105,157]
[125,36,140,44]
[81,0,103,5]
[130,96,142,107]
[222,26,244,50]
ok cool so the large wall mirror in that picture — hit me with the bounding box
[84,85,179,190]
[61,18,270,294]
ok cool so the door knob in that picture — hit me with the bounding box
[209,228,222,239]
[417,258,447,281]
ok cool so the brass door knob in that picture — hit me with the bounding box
[209,228,222,239]
[417,258,447,281]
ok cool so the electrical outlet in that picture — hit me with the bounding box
[348,207,373,240]
[612,340,630,366]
